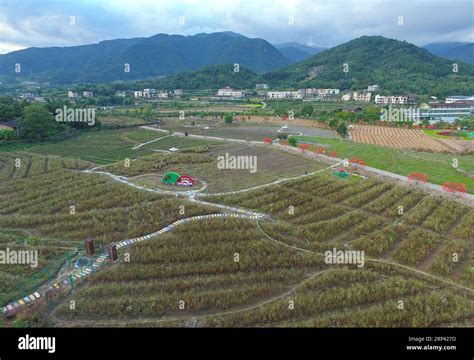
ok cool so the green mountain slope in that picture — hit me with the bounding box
[423,42,474,64]
[128,64,261,90]
[0,32,290,84]
[264,36,474,96]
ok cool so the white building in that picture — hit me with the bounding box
[173,89,183,96]
[341,94,352,101]
[266,91,302,100]
[134,91,143,98]
[302,88,340,96]
[217,87,244,98]
[67,91,79,99]
[256,84,269,90]
[319,88,339,95]
[267,91,286,99]
[143,88,156,98]
[367,85,379,92]
[352,92,372,102]
[83,91,94,98]
[425,100,474,122]
[374,95,409,105]
[157,91,169,99]
[445,95,474,104]
[116,91,127,97]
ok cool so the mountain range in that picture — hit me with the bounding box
[133,36,474,97]
[0,32,292,84]
[274,42,326,63]
[1,32,473,97]
[263,36,474,95]
[423,42,474,64]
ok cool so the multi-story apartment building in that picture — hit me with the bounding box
[143,88,156,98]
[67,91,79,99]
[374,95,409,105]
[83,91,94,98]
[302,88,340,96]
[367,85,379,92]
[352,92,372,102]
[266,91,302,100]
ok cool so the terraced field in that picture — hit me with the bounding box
[0,163,215,242]
[27,129,164,164]
[101,144,325,193]
[35,170,473,327]
[351,125,457,153]
[293,134,474,193]
[1,131,473,328]
[52,217,474,327]
[207,173,474,288]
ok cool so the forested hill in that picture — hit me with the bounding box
[123,64,261,91]
[263,36,474,96]
[0,32,290,84]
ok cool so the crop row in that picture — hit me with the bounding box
[392,229,441,266]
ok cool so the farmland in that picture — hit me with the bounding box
[101,144,324,193]
[51,213,474,327]
[0,156,215,242]
[293,134,474,193]
[26,128,167,164]
[23,166,472,327]
[1,118,474,328]
[157,116,334,141]
[207,173,474,287]
[350,124,465,153]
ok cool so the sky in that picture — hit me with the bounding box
[0,0,473,54]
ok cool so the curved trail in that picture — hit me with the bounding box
[2,213,262,315]
[3,163,339,314]
[4,160,473,318]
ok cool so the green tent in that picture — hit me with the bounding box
[333,169,349,178]
[162,172,181,185]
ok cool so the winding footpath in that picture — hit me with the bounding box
[4,165,334,315]
[138,125,474,205]
[3,158,473,317]
[1,212,263,315]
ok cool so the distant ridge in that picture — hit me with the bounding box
[0,32,291,84]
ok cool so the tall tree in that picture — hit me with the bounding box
[18,105,64,140]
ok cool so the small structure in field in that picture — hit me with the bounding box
[333,168,350,178]
[162,172,195,187]
[162,172,181,185]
